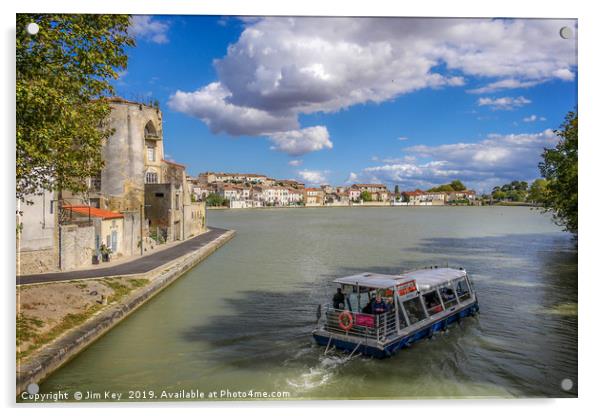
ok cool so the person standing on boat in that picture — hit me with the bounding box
[372,294,388,314]
[332,288,345,309]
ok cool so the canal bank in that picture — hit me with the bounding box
[16,228,236,396]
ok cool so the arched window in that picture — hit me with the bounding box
[144,121,158,139]
[145,170,158,184]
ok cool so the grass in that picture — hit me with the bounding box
[16,277,150,361]
[16,314,44,346]
[17,306,101,360]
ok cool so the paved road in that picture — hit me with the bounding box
[17,227,231,286]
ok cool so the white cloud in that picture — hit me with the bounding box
[477,96,531,110]
[467,78,541,94]
[354,129,559,192]
[298,170,328,185]
[169,17,575,154]
[398,136,410,141]
[169,83,297,136]
[345,172,359,184]
[288,159,302,166]
[268,126,333,156]
[523,114,547,122]
[130,16,170,44]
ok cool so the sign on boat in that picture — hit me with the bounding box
[313,267,479,358]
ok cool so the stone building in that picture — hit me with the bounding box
[17,98,206,274]
[16,190,58,275]
[145,159,206,243]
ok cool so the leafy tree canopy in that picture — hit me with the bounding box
[527,178,549,203]
[16,14,134,201]
[360,190,372,202]
[450,180,466,191]
[428,180,466,192]
[538,111,578,234]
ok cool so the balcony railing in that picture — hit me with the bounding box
[319,304,397,343]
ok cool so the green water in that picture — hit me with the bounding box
[36,207,577,400]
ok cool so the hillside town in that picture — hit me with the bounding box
[187,172,478,208]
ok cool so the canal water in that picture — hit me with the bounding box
[38,207,577,400]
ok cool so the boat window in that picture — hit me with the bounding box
[439,285,458,308]
[423,291,444,315]
[402,297,427,325]
[396,298,409,329]
[455,278,471,302]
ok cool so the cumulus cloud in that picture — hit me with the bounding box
[477,96,531,110]
[354,129,559,192]
[288,159,302,166]
[130,16,170,44]
[169,17,575,154]
[523,114,547,122]
[467,78,542,94]
[169,83,297,136]
[298,170,328,185]
[268,126,333,156]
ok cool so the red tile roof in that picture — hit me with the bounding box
[63,205,124,220]
[162,159,186,168]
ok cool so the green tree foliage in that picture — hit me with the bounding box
[16,14,134,201]
[527,178,549,203]
[491,180,529,202]
[360,191,372,202]
[428,180,466,192]
[205,193,229,207]
[428,184,454,192]
[538,111,578,234]
[450,180,466,191]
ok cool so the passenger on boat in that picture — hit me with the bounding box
[362,296,373,314]
[372,294,389,314]
[332,288,345,309]
[441,288,455,301]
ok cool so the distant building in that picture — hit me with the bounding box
[353,184,390,202]
[200,172,275,186]
[304,188,325,206]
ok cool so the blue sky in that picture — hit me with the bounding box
[116,16,577,193]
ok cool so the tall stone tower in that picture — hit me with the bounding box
[95,98,165,212]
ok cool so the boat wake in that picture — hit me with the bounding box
[285,350,352,391]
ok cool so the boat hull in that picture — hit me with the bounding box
[313,300,479,358]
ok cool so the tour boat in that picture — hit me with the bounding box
[313,267,479,358]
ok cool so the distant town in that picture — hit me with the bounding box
[188,172,481,208]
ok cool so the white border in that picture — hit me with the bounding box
[2,1,600,415]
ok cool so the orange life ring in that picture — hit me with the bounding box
[338,311,354,331]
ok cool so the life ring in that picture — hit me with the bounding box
[338,311,354,331]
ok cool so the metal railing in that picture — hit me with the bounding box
[320,304,397,343]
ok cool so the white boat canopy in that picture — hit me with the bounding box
[333,267,467,291]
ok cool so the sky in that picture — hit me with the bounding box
[116,15,578,193]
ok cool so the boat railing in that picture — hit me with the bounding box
[319,304,397,343]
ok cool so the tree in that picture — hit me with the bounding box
[450,180,466,191]
[528,179,548,203]
[16,14,134,201]
[205,193,226,207]
[359,191,372,202]
[492,190,506,201]
[394,185,400,196]
[429,184,454,192]
[538,111,578,234]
